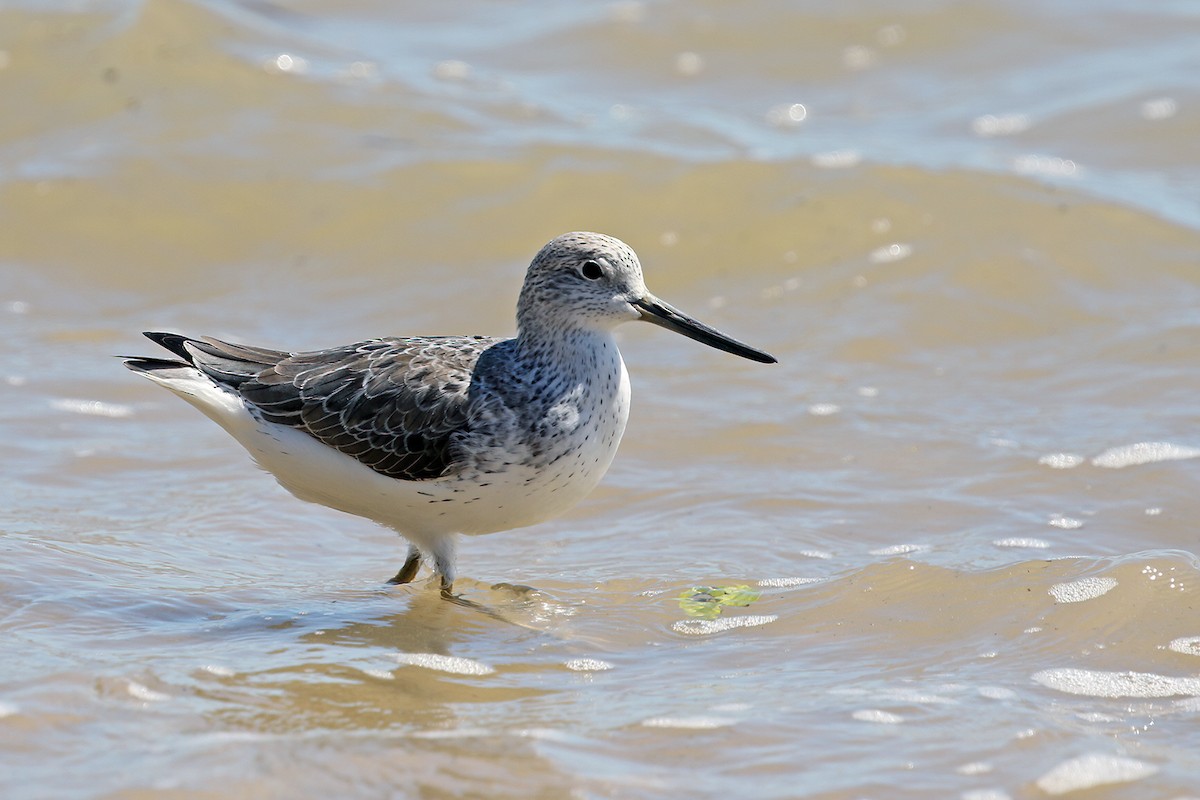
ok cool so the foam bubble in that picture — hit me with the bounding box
[961,791,1011,800]
[641,716,734,729]
[869,242,913,264]
[1091,442,1200,468]
[1035,753,1157,795]
[1032,667,1200,698]
[671,615,777,636]
[395,653,495,676]
[1167,636,1200,656]
[1048,515,1083,530]
[1038,453,1085,469]
[1013,155,1079,177]
[757,577,824,588]
[51,398,134,418]
[766,102,807,127]
[993,537,1050,549]
[852,709,903,724]
[1048,576,1117,603]
[564,658,613,672]
[269,53,308,74]
[870,543,926,556]
[1173,696,1200,712]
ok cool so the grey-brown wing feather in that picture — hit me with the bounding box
[179,335,498,481]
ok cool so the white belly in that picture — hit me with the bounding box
[152,354,632,543]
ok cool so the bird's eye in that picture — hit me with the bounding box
[579,260,604,280]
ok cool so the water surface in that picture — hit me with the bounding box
[2,1,1199,797]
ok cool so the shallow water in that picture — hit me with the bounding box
[3,1,1200,798]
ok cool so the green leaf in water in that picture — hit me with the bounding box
[678,585,762,619]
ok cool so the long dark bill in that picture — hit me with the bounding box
[632,295,777,364]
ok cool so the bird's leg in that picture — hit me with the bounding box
[432,537,458,598]
[387,545,422,585]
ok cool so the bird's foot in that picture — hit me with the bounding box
[386,548,423,585]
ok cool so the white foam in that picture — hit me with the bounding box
[757,577,824,588]
[671,615,778,636]
[1167,636,1200,656]
[766,102,807,127]
[807,403,841,416]
[1173,696,1200,712]
[564,658,614,672]
[1032,667,1200,698]
[993,537,1050,549]
[0,701,17,718]
[1038,453,1084,469]
[641,716,735,730]
[1035,753,1157,795]
[51,398,135,418]
[972,112,1031,137]
[956,761,993,776]
[961,790,1010,800]
[1091,442,1200,469]
[361,668,394,680]
[852,709,903,724]
[869,543,926,556]
[395,653,495,676]
[868,242,913,264]
[1013,154,1079,178]
[1048,576,1117,603]
[127,681,170,702]
[1048,516,1083,530]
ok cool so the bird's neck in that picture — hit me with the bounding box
[515,319,621,376]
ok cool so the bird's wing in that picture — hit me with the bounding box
[152,332,498,481]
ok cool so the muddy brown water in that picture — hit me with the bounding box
[2,2,1199,798]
